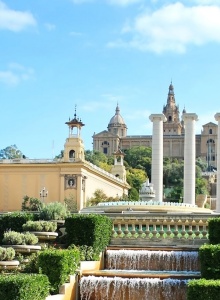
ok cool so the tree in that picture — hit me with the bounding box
[124,146,152,177]
[0,145,25,159]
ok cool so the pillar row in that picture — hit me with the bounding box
[182,113,198,205]
[149,114,167,201]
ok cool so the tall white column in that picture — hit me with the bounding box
[149,114,167,202]
[182,113,198,205]
[214,113,220,213]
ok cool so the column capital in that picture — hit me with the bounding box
[214,113,220,121]
[182,113,198,122]
[149,114,167,122]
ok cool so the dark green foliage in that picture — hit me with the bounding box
[38,248,80,294]
[208,218,220,244]
[65,214,113,253]
[23,252,40,273]
[0,212,36,241]
[124,146,152,175]
[68,244,100,261]
[199,244,220,279]
[21,196,43,211]
[0,273,50,300]
[187,279,220,300]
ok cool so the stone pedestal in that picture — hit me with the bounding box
[149,114,167,201]
[214,113,220,213]
[182,113,198,205]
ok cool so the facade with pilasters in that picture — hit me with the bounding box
[93,83,217,169]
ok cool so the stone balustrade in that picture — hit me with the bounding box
[109,213,213,246]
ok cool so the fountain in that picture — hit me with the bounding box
[79,248,200,300]
[78,112,216,299]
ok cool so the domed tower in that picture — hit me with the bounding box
[108,104,127,137]
[63,106,85,162]
[92,104,127,155]
[162,82,183,135]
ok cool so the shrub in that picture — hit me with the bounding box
[208,218,220,244]
[0,212,36,241]
[68,244,100,261]
[23,232,38,245]
[21,195,44,212]
[0,274,50,300]
[0,247,15,261]
[39,202,70,220]
[65,214,113,253]
[2,231,38,245]
[38,248,80,294]
[23,252,40,273]
[187,279,220,300]
[22,220,57,232]
[199,244,220,279]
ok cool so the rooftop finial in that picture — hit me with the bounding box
[74,104,77,119]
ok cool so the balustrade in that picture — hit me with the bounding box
[110,214,209,246]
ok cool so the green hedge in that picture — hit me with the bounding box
[208,218,220,244]
[65,214,113,253]
[199,244,220,279]
[187,279,220,300]
[0,212,36,241]
[0,274,50,300]
[38,248,80,294]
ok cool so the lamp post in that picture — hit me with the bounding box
[40,187,48,202]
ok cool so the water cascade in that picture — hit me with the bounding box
[106,249,199,272]
[79,248,200,300]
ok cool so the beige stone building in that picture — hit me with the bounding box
[0,111,129,212]
[93,83,217,170]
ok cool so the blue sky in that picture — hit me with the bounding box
[1,0,220,158]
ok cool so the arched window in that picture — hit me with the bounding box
[168,116,172,122]
[69,150,75,158]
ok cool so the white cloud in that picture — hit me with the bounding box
[0,1,36,32]
[0,63,34,86]
[108,2,220,53]
[193,0,220,4]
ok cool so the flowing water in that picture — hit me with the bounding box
[79,248,200,300]
[106,249,199,272]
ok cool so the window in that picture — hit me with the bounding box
[69,150,75,158]
[209,129,213,134]
[168,116,172,122]
[103,148,108,154]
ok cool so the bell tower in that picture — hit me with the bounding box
[63,106,85,162]
[162,82,183,135]
[111,148,127,182]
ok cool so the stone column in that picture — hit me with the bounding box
[182,113,198,205]
[149,114,167,202]
[214,113,220,213]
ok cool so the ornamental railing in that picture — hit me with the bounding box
[109,214,213,246]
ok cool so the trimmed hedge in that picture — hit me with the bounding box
[38,248,80,294]
[65,214,113,253]
[199,244,220,279]
[208,218,220,244]
[0,212,36,240]
[0,273,50,300]
[187,279,220,300]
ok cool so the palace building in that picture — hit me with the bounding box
[0,110,129,212]
[93,83,217,170]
